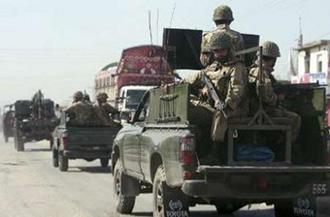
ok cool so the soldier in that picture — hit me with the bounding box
[187,32,249,143]
[65,91,94,126]
[94,93,119,125]
[201,5,245,67]
[200,33,214,67]
[249,41,301,143]
[83,93,91,104]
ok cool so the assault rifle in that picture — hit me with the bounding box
[201,71,228,118]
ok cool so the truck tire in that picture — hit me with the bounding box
[59,152,69,172]
[14,129,24,152]
[4,135,8,143]
[49,138,54,150]
[274,200,294,217]
[100,158,109,167]
[153,165,190,217]
[14,133,17,150]
[52,147,59,167]
[113,160,135,214]
[17,140,24,152]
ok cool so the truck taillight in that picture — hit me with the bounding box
[180,134,195,165]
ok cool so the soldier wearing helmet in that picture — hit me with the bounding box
[249,41,301,143]
[201,5,244,67]
[73,91,84,103]
[65,91,94,126]
[94,92,119,125]
[187,32,249,148]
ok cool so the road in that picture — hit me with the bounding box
[0,137,327,217]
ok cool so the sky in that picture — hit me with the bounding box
[0,0,329,107]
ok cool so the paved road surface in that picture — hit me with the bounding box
[0,136,327,217]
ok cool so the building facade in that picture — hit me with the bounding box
[291,40,330,89]
[94,64,117,105]
[291,40,330,126]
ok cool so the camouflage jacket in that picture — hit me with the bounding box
[65,101,94,125]
[204,24,245,52]
[94,103,119,124]
[186,60,248,114]
[249,65,278,106]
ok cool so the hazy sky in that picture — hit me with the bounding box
[0,0,329,107]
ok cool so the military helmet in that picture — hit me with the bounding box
[73,91,83,101]
[260,41,281,58]
[97,92,108,100]
[209,32,232,50]
[213,5,234,22]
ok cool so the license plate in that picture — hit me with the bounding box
[311,183,328,196]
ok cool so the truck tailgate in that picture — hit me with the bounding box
[67,126,121,146]
[198,165,330,174]
[181,165,330,199]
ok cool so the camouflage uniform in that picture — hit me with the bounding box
[206,25,244,53]
[248,41,301,142]
[65,91,95,126]
[249,66,301,142]
[188,32,249,142]
[200,32,214,67]
[200,6,244,68]
[94,93,120,126]
[65,101,95,126]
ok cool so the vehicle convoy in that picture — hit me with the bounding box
[95,45,175,121]
[13,90,58,151]
[51,112,121,172]
[2,104,15,143]
[111,29,330,217]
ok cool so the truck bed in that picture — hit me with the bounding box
[65,126,121,146]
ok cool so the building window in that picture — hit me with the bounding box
[110,76,115,86]
[107,77,110,86]
[317,54,323,72]
[304,51,310,74]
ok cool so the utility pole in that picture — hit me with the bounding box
[298,17,303,48]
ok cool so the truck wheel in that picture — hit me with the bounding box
[58,152,69,172]
[100,158,109,167]
[153,165,190,217]
[15,133,24,152]
[14,129,24,152]
[17,140,24,152]
[52,147,59,167]
[49,138,54,150]
[14,133,17,150]
[274,200,294,217]
[113,160,135,214]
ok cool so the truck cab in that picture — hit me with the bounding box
[117,85,155,122]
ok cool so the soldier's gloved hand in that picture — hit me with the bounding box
[201,86,209,97]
